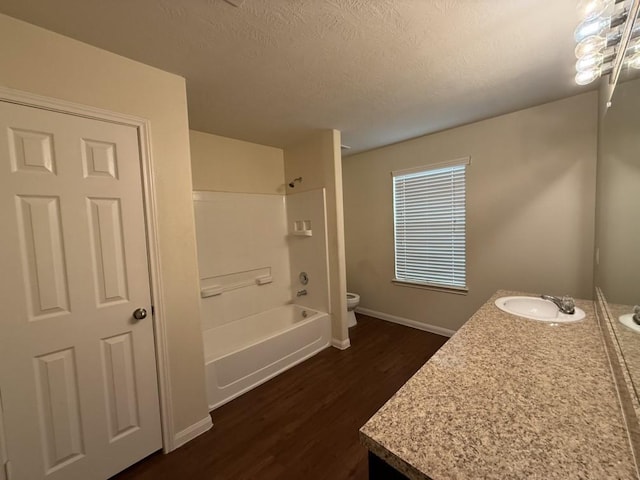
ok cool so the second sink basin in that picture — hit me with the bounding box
[495,296,585,323]
[620,313,640,333]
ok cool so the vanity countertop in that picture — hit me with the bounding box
[607,302,640,408]
[359,290,639,479]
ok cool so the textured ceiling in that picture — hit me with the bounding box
[0,0,588,154]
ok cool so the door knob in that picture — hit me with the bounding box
[133,308,147,320]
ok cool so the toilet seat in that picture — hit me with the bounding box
[346,292,359,328]
[346,292,360,310]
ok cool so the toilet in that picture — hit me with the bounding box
[346,292,360,328]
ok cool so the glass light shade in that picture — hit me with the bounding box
[575,35,607,58]
[576,52,604,71]
[575,67,602,85]
[575,16,612,42]
[626,37,640,54]
[628,52,640,69]
[577,0,615,21]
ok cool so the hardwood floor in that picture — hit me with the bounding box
[112,314,448,480]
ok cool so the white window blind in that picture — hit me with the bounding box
[393,159,468,291]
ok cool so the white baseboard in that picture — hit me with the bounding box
[331,337,351,350]
[355,307,456,337]
[173,415,213,450]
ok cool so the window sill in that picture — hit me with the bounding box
[391,279,468,295]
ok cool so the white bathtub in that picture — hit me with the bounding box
[203,304,331,410]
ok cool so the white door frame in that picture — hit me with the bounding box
[0,86,176,453]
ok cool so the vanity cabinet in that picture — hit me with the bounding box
[368,453,410,480]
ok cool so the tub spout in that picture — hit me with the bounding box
[296,289,307,297]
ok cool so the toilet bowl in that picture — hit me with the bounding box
[346,292,360,328]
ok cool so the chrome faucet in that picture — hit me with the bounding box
[296,289,307,297]
[541,294,575,315]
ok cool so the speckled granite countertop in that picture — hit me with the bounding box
[360,290,639,480]
[607,302,640,408]
[598,296,640,462]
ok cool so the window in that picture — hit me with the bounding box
[392,157,469,292]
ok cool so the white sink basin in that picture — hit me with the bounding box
[619,313,640,333]
[495,296,585,323]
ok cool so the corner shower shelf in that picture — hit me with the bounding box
[292,220,312,236]
[291,230,312,237]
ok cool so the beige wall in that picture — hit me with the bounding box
[595,78,640,305]
[190,130,285,194]
[343,93,598,331]
[0,15,209,437]
[284,130,349,344]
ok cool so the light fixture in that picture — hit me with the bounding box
[574,0,640,86]
[576,67,604,85]
[576,52,605,71]
[577,0,616,20]
[575,35,607,57]
[574,15,613,42]
[628,50,640,67]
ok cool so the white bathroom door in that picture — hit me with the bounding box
[0,101,162,479]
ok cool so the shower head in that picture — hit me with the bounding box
[288,177,303,188]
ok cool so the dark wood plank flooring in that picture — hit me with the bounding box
[112,314,448,480]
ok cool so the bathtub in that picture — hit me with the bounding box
[203,304,331,410]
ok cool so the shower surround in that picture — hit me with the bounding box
[193,189,331,408]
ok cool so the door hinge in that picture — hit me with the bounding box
[151,305,155,316]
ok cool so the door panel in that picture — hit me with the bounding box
[34,348,85,474]
[87,197,129,305]
[101,332,140,441]
[0,101,161,480]
[9,128,56,174]
[15,195,70,320]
